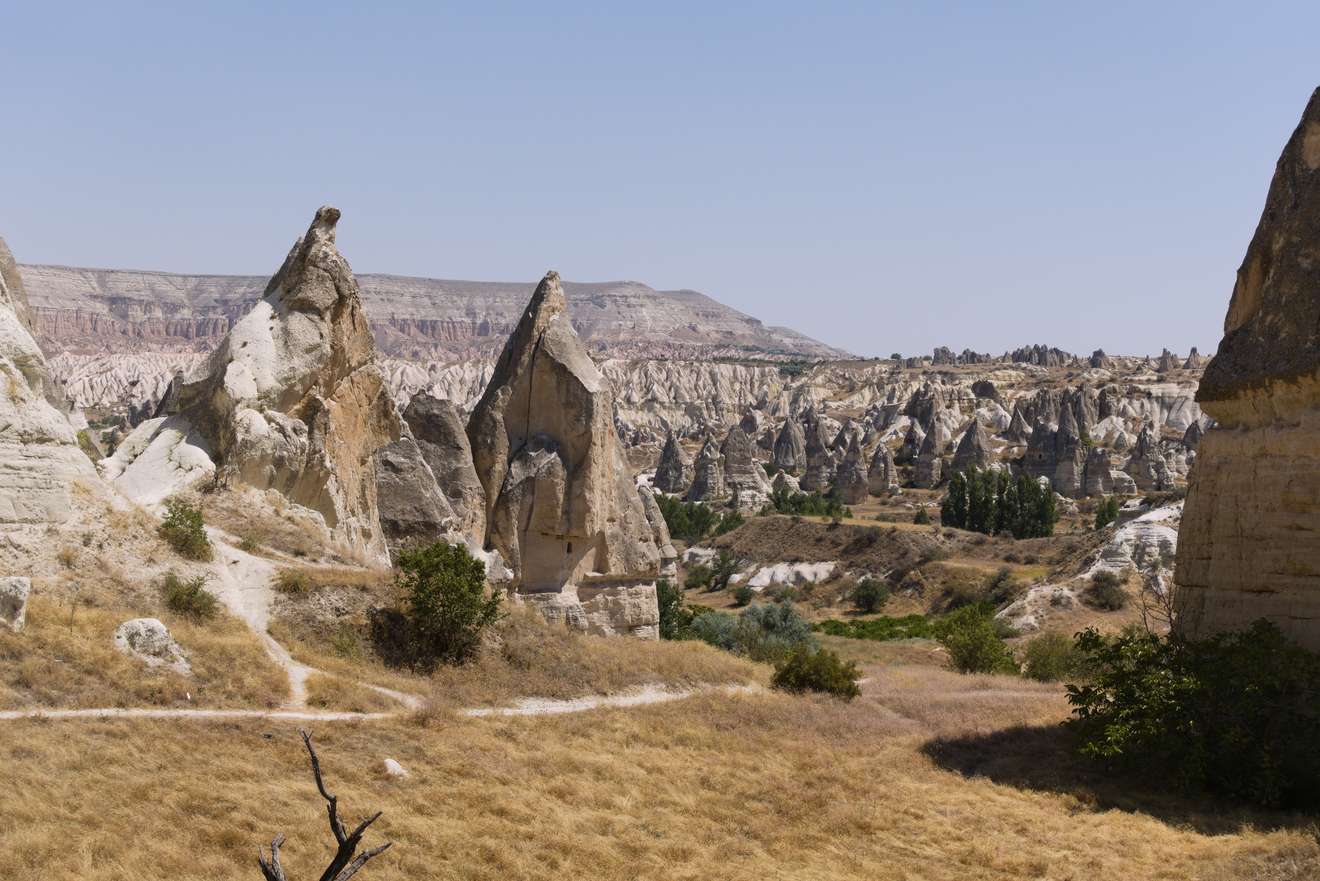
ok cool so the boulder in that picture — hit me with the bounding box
[0,576,29,632]
[0,236,97,525]
[652,430,692,494]
[403,393,487,544]
[1177,88,1320,649]
[467,271,660,637]
[114,618,191,675]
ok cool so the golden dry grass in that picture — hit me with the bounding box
[1,677,1316,881]
[0,596,287,709]
[303,673,400,714]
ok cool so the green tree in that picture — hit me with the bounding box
[158,497,213,561]
[933,604,1016,674]
[397,540,502,668]
[656,578,691,640]
[852,577,891,613]
[941,471,969,528]
[1094,496,1120,530]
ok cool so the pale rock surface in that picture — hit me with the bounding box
[735,561,837,591]
[0,576,29,632]
[1124,423,1172,491]
[113,618,191,675]
[720,426,772,511]
[833,434,869,504]
[950,419,994,473]
[374,430,456,553]
[686,436,728,502]
[467,271,660,638]
[638,486,678,576]
[653,430,692,494]
[383,758,409,779]
[771,418,807,473]
[913,427,944,488]
[867,443,898,496]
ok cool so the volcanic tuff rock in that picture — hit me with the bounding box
[686,436,727,502]
[720,426,772,511]
[0,236,96,525]
[403,392,486,544]
[374,430,456,554]
[772,418,807,473]
[638,485,678,576]
[104,207,400,559]
[913,428,944,488]
[950,420,994,473]
[1124,423,1172,491]
[799,419,835,493]
[833,435,869,504]
[867,443,898,496]
[0,577,30,632]
[1177,88,1320,649]
[652,430,692,494]
[466,270,660,638]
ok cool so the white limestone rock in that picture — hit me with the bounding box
[0,576,30,632]
[113,618,191,676]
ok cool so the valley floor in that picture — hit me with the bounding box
[2,642,1315,881]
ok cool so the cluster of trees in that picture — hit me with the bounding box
[940,467,1057,538]
[654,494,744,543]
[762,485,850,519]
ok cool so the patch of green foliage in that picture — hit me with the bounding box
[687,601,816,663]
[1088,571,1127,610]
[1094,495,1121,530]
[913,507,932,525]
[158,497,213,562]
[396,540,502,668]
[940,467,1056,538]
[1068,622,1320,808]
[815,614,933,641]
[932,603,1017,674]
[655,494,744,543]
[771,645,861,700]
[1021,631,1091,682]
[732,584,755,607]
[762,485,850,519]
[851,576,890,613]
[656,578,692,640]
[161,571,218,622]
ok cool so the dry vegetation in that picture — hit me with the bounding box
[0,596,287,710]
[2,659,1315,881]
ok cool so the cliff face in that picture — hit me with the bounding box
[1176,88,1320,650]
[18,263,846,361]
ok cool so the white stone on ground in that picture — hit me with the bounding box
[0,576,29,632]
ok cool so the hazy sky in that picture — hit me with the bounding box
[3,3,1317,358]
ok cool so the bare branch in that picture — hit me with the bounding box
[257,834,287,881]
[333,843,394,881]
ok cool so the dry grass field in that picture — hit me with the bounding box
[3,652,1317,881]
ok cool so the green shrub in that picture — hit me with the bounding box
[684,563,713,591]
[654,495,719,543]
[765,485,849,519]
[1094,495,1121,530]
[657,578,693,640]
[689,601,815,662]
[815,614,933,641]
[1067,622,1320,808]
[396,540,502,668]
[273,569,310,595]
[1022,631,1089,682]
[984,566,1021,606]
[161,571,218,622]
[687,608,739,652]
[732,584,755,607]
[1088,571,1127,610]
[913,507,932,525]
[158,498,212,561]
[933,604,1016,674]
[852,577,890,613]
[771,645,861,700]
[708,550,741,592]
[714,510,745,536]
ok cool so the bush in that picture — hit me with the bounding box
[815,614,932,641]
[765,485,849,519]
[684,563,713,591]
[732,584,755,607]
[913,507,931,525]
[1067,622,1320,808]
[933,604,1016,674]
[687,608,739,652]
[714,510,745,536]
[1094,495,1120,530]
[771,645,861,700]
[708,550,742,592]
[688,601,815,662]
[273,569,310,595]
[396,540,502,668]
[1088,571,1127,610]
[656,578,692,640]
[1022,631,1089,682]
[984,566,1020,606]
[158,498,213,561]
[161,571,218,622]
[852,577,890,613]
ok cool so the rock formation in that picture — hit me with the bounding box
[771,418,806,474]
[467,270,661,638]
[1157,348,1177,373]
[374,430,456,553]
[0,236,97,526]
[1177,88,1320,649]
[103,207,399,559]
[652,430,693,494]
[1183,347,1203,370]
[833,434,869,504]
[637,486,678,576]
[114,618,191,675]
[799,419,834,493]
[720,426,772,511]
[0,577,29,632]
[1090,349,1110,369]
[1022,407,1086,497]
[1125,423,1171,491]
[402,393,487,544]
[686,436,728,502]
[950,420,994,473]
[913,429,944,488]
[1004,405,1032,444]
[868,443,898,496]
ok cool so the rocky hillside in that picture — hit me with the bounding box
[19,263,846,361]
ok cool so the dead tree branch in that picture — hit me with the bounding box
[257,729,392,881]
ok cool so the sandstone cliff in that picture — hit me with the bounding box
[1177,88,1320,650]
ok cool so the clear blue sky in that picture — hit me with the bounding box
[3,2,1317,358]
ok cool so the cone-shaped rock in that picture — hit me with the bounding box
[951,420,994,474]
[1004,405,1032,444]
[1178,87,1320,649]
[772,418,807,473]
[799,419,835,493]
[686,435,727,502]
[833,434,869,504]
[1125,422,1171,491]
[913,428,943,488]
[653,430,692,494]
[467,271,661,637]
[867,443,898,496]
[721,425,771,510]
